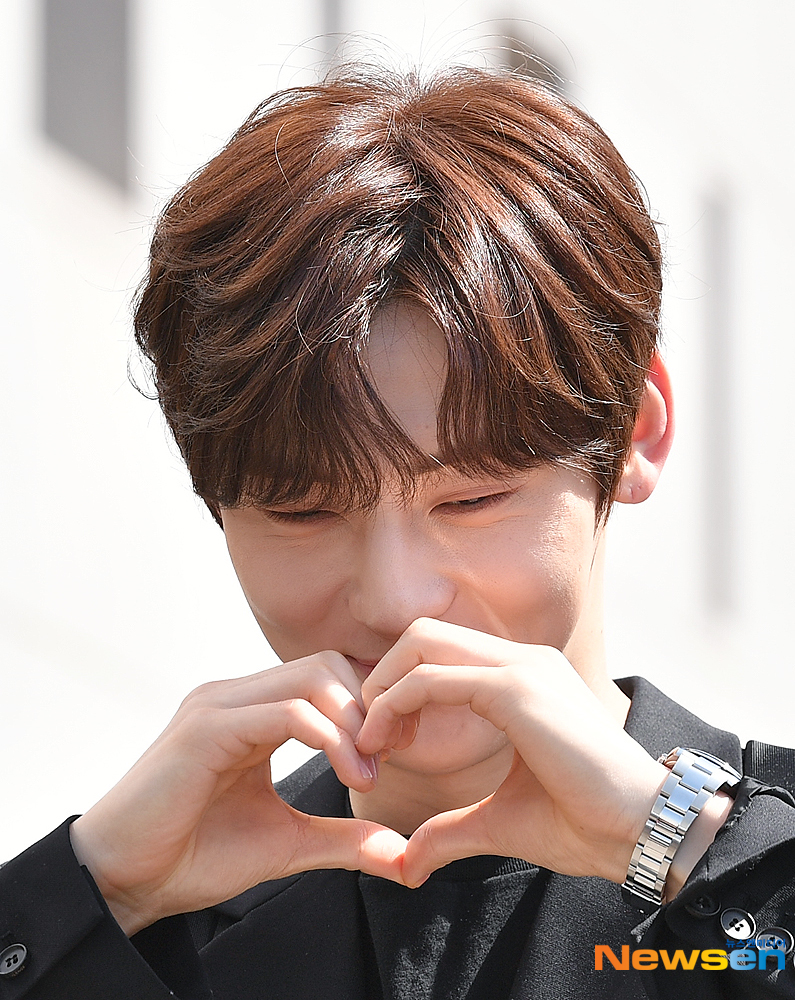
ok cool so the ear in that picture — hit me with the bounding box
[616,353,675,504]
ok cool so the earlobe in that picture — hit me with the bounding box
[616,354,675,505]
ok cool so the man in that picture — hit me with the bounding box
[3,65,795,1000]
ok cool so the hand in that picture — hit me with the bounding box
[356,619,669,888]
[69,653,408,936]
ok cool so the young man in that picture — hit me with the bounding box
[3,66,795,1000]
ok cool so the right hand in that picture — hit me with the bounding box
[69,653,408,936]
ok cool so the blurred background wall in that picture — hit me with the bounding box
[1,0,793,860]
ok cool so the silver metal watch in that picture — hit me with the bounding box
[621,746,741,912]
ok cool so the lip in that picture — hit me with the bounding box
[346,656,379,676]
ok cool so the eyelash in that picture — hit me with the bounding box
[265,492,511,523]
[264,508,336,524]
[444,492,509,511]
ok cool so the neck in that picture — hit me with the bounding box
[563,528,631,728]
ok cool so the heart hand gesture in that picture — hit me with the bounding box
[355,619,668,888]
[70,653,408,936]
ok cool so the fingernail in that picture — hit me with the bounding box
[359,755,378,782]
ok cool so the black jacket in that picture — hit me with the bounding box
[3,676,795,1000]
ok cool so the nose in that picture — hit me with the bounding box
[347,510,456,640]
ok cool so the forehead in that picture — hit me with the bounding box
[366,301,447,458]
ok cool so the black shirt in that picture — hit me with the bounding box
[358,855,548,999]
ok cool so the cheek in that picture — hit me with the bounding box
[228,540,346,645]
[471,510,597,644]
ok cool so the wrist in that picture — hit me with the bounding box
[610,760,671,884]
[621,747,741,912]
[663,789,733,900]
[69,817,155,937]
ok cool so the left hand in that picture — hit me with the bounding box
[355,619,668,888]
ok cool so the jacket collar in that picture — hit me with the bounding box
[617,675,741,770]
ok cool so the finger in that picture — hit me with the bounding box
[291,812,409,885]
[302,673,366,739]
[184,652,366,738]
[270,651,366,712]
[186,650,363,706]
[391,712,420,751]
[362,618,511,710]
[402,801,497,888]
[359,713,419,754]
[193,700,379,792]
[356,664,504,755]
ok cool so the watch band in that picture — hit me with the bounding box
[621,746,741,912]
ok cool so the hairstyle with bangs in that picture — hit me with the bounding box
[134,64,662,523]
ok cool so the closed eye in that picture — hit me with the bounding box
[441,491,513,512]
[263,508,338,524]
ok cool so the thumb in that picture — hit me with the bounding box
[402,801,495,888]
[296,812,409,884]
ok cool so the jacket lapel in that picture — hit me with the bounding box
[199,755,370,1000]
[201,868,369,1000]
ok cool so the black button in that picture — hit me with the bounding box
[756,926,795,956]
[685,894,721,918]
[0,943,27,977]
[721,908,757,940]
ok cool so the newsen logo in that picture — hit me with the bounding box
[595,945,786,972]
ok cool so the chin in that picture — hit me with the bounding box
[383,704,510,775]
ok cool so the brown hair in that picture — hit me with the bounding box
[134,65,662,523]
